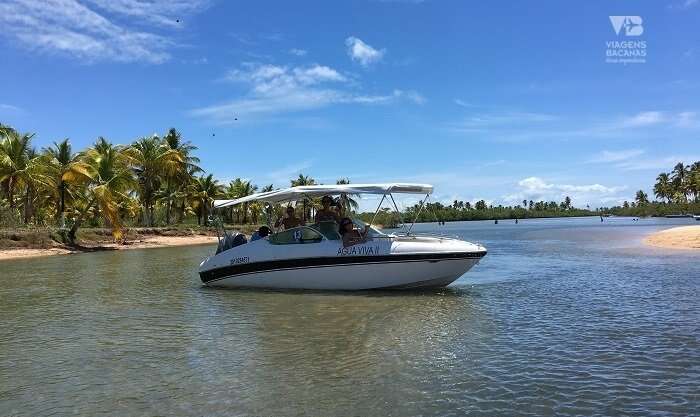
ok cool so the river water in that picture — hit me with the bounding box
[1,217,698,416]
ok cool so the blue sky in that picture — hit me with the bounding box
[1,0,699,209]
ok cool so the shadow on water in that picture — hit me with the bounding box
[198,284,478,298]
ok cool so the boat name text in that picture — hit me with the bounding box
[337,245,382,256]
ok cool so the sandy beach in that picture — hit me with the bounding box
[0,235,218,261]
[644,225,700,250]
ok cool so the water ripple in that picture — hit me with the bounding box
[1,218,699,416]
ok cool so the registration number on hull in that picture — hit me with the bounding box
[230,256,250,265]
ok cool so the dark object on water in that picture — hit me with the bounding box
[494,219,498,224]
[515,219,518,224]
[216,232,247,254]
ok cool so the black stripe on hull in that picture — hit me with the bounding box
[199,251,486,284]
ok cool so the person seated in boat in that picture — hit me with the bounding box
[251,225,271,241]
[339,217,370,247]
[275,206,304,230]
[315,195,341,223]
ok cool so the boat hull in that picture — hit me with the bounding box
[200,253,483,290]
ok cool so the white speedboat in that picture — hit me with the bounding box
[199,183,486,290]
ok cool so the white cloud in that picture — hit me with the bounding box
[345,36,385,67]
[0,103,23,113]
[289,48,308,56]
[264,160,315,186]
[670,0,698,9]
[614,155,700,171]
[0,0,208,63]
[619,111,665,128]
[502,176,626,207]
[83,0,206,27]
[676,111,698,127]
[448,111,557,134]
[612,111,700,129]
[447,109,700,142]
[588,149,645,163]
[191,62,423,123]
[350,89,424,105]
[454,99,475,108]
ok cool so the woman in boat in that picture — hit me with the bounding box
[315,195,341,223]
[339,217,370,247]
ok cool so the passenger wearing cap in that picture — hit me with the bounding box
[275,206,304,230]
[315,195,341,223]
[339,217,371,247]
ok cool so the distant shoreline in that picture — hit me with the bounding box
[0,235,218,261]
[644,226,700,250]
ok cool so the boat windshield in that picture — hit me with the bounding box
[307,219,388,241]
[351,218,387,237]
[310,221,341,240]
[269,226,323,245]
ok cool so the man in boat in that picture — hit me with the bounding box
[251,225,271,241]
[275,206,304,230]
[315,195,342,223]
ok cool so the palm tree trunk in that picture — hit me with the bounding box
[165,199,172,225]
[23,185,31,224]
[178,200,185,223]
[8,177,14,209]
[68,196,97,244]
[59,182,66,227]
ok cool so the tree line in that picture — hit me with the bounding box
[0,123,357,243]
[4,122,698,243]
[1,124,264,242]
[602,162,700,217]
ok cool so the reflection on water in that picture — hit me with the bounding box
[1,217,699,416]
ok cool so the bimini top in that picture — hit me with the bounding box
[213,183,433,209]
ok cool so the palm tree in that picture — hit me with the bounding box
[635,190,649,205]
[226,178,257,223]
[336,177,359,214]
[671,162,690,202]
[190,174,223,225]
[0,126,35,210]
[162,128,202,224]
[249,202,263,224]
[654,173,672,203]
[62,137,136,244]
[124,135,183,226]
[291,174,315,221]
[689,161,700,202]
[43,139,80,226]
